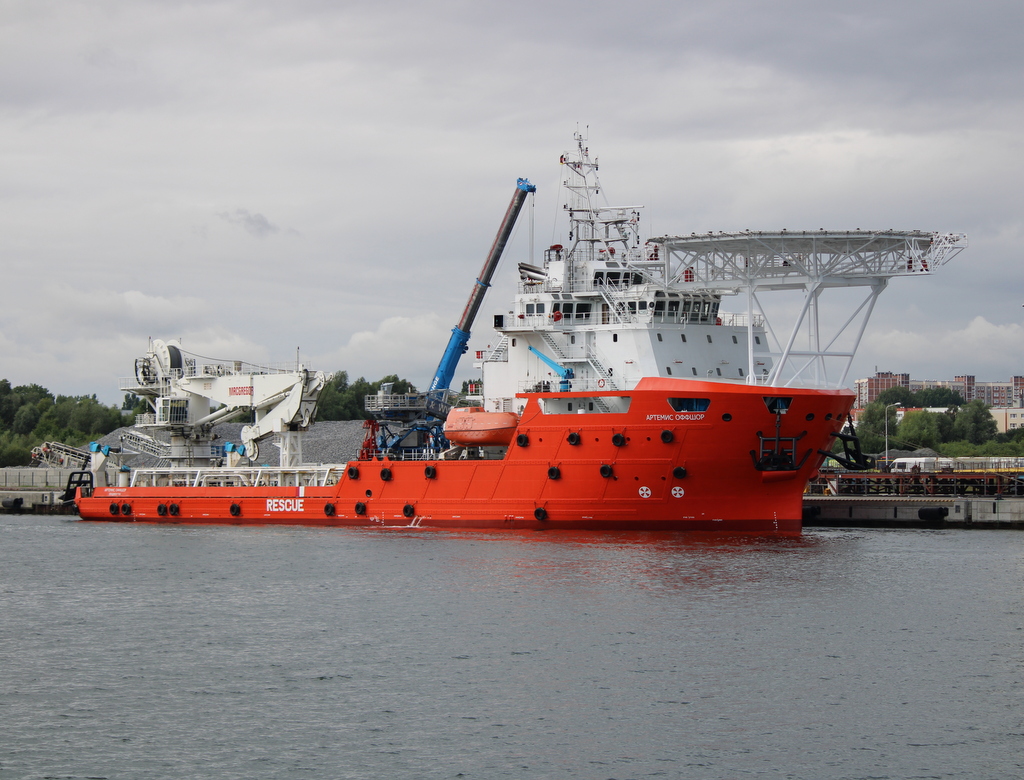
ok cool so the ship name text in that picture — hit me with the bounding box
[267,498,304,512]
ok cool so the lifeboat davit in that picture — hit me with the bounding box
[444,407,519,446]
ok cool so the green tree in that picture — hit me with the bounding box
[916,387,964,407]
[951,400,998,444]
[876,386,915,407]
[895,410,941,450]
[11,405,40,436]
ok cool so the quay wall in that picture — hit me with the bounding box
[804,496,1024,529]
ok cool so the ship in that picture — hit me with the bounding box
[71,135,966,532]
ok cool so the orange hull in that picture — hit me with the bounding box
[77,379,855,533]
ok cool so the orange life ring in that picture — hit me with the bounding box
[597,378,605,388]
[552,311,563,322]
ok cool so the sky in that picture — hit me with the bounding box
[2,0,1022,405]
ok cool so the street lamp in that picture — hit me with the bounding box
[884,402,902,467]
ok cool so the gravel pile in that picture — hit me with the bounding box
[95,420,368,467]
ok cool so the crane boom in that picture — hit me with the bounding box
[429,178,536,393]
[528,346,574,392]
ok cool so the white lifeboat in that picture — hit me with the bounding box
[444,407,519,446]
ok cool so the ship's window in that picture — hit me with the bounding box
[654,301,665,313]
[570,335,576,344]
[738,368,744,377]
[627,302,637,313]
[512,338,517,347]
[526,304,535,314]
[692,367,697,376]
[589,402,594,411]
[594,271,605,284]
[657,333,663,342]
[668,300,680,314]
[716,368,722,376]
[567,403,572,411]
[655,290,665,297]
[732,335,738,344]
[537,303,545,314]
[639,301,647,310]
[666,367,672,375]
[680,334,687,343]
[755,336,761,345]
[576,303,591,320]
[667,397,711,412]
[613,333,618,342]
[763,396,793,414]
[706,335,713,343]
[607,272,621,284]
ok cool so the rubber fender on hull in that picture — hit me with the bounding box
[347,466,360,480]
[534,507,548,521]
[157,503,168,516]
[354,502,367,515]
[516,433,529,447]
[567,432,581,446]
[324,503,336,517]
[612,433,627,447]
[600,464,614,478]
[661,430,674,443]
[673,467,687,479]
[229,503,242,517]
[380,467,392,481]
[169,504,180,516]
[547,466,561,480]
[120,503,132,516]
[424,465,437,479]
[403,504,416,518]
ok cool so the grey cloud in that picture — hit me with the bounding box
[218,209,281,238]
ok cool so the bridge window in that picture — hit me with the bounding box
[667,397,711,412]
[763,397,793,414]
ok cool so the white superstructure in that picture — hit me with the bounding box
[480,134,967,414]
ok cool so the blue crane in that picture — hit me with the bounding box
[429,178,536,395]
[527,346,574,392]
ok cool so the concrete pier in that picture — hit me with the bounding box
[804,496,1024,529]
